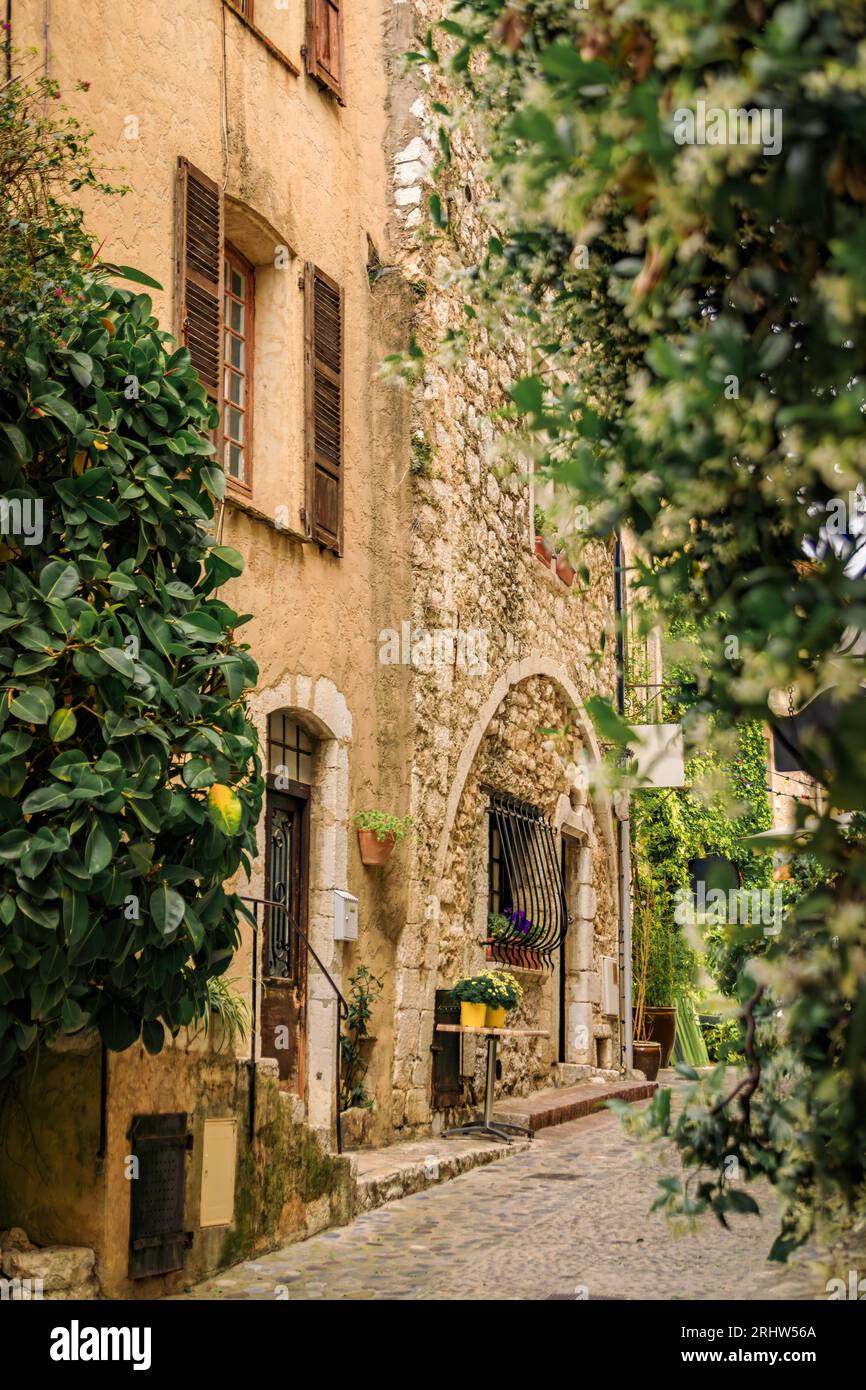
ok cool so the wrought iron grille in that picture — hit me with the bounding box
[485,792,567,967]
[267,804,296,979]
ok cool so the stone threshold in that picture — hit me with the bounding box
[349,1133,532,1214]
[494,1076,657,1132]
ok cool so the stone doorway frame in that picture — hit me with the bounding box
[246,675,353,1137]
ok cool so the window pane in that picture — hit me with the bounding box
[230,267,244,297]
[229,334,244,370]
[229,408,244,444]
[228,370,243,405]
[230,298,244,333]
[227,442,242,479]
[297,752,312,784]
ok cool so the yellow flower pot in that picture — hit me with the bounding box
[460,1001,486,1029]
[485,1005,506,1028]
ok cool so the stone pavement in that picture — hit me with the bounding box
[180,1097,823,1301]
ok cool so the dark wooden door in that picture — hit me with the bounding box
[262,788,309,1095]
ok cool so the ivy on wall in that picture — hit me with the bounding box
[632,723,774,1009]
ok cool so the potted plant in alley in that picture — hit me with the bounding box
[450,970,523,1028]
[555,549,576,587]
[354,810,412,866]
[533,504,557,568]
[631,874,662,1081]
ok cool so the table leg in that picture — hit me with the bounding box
[444,1034,534,1143]
[483,1034,497,1127]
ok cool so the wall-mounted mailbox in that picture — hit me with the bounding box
[333,889,359,941]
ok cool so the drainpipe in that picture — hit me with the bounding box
[614,533,634,1071]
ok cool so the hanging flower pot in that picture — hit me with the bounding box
[354,810,412,867]
[357,829,395,866]
[555,552,576,586]
[535,533,554,566]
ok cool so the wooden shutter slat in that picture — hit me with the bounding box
[305,262,343,553]
[177,158,224,404]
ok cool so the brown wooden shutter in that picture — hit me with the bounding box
[305,0,344,103]
[176,158,223,404]
[304,263,343,554]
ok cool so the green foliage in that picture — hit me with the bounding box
[191,975,251,1053]
[434,0,866,1256]
[703,1016,745,1065]
[353,809,413,843]
[451,969,523,1009]
[340,965,384,1111]
[0,73,263,1079]
[633,723,775,1007]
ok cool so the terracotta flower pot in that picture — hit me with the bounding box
[357,828,396,866]
[643,1006,677,1067]
[555,552,576,586]
[535,534,554,566]
[460,1001,486,1029]
[632,1041,661,1082]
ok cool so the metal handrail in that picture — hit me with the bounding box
[239,895,350,1154]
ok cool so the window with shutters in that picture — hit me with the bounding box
[304,263,343,553]
[229,0,254,18]
[223,246,254,489]
[305,0,344,103]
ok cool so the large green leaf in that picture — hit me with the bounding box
[150,884,185,936]
[9,686,54,724]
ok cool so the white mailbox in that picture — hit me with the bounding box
[333,889,359,941]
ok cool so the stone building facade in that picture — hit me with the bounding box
[0,0,625,1296]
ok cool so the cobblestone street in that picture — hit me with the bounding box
[182,1101,822,1302]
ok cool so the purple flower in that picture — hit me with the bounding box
[509,909,533,935]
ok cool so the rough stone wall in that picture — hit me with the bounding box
[382,1,621,1132]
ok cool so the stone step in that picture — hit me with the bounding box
[349,1133,531,1215]
[494,1076,656,1132]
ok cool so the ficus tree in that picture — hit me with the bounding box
[424,0,866,1257]
[0,71,262,1077]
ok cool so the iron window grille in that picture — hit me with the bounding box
[485,791,567,968]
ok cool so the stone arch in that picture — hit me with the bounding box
[392,656,621,1130]
[245,674,353,1136]
[432,655,616,898]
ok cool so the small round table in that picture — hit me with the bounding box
[436,1025,550,1143]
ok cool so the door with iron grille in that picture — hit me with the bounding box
[262,788,309,1094]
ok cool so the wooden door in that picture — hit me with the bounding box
[262,788,309,1094]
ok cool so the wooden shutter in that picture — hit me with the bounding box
[176,158,223,404]
[305,0,344,103]
[304,263,343,554]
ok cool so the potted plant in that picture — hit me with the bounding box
[450,970,523,1028]
[555,549,576,586]
[354,809,412,866]
[632,869,678,1068]
[533,504,557,567]
[631,873,663,1081]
